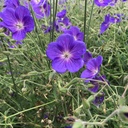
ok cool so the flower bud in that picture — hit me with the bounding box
[82,98,90,110]
[59,87,67,94]
[74,107,81,117]
[118,97,126,106]
[22,87,27,93]
[73,120,84,128]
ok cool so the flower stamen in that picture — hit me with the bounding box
[61,51,72,60]
[15,22,24,31]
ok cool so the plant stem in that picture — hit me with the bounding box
[86,0,94,42]
[84,0,88,42]
[52,0,58,41]
[6,100,57,119]
[3,44,17,93]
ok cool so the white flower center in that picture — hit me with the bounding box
[93,68,98,75]
[61,51,72,61]
[34,0,40,4]
[40,5,45,13]
[15,22,24,31]
[99,0,104,3]
[74,36,77,40]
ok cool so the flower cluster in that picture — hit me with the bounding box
[82,51,108,106]
[46,23,107,106]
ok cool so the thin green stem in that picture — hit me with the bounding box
[86,0,94,42]
[6,100,56,119]
[52,0,58,41]
[3,44,17,93]
[84,0,88,42]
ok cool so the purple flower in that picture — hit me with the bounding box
[124,113,128,118]
[42,25,51,33]
[122,0,127,2]
[2,6,34,41]
[4,0,20,9]
[110,14,122,23]
[57,10,70,26]
[31,0,51,19]
[93,93,104,106]
[83,51,93,64]
[94,0,111,7]
[81,55,103,81]
[59,0,67,4]
[56,9,71,31]
[30,0,42,5]
[100,14,111,34]
[109,0,117,6]
[0,12,4,27]
[46,34,86,73]
[0,12,10,35]
[65,126,72,128]
[57,9,67,18]
[64,26,84,41]
[89,83,99,93]
[100,13,123,34]
[89,75,108,93]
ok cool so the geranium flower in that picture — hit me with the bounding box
[0,12,10,35]
[46,34,86,73]
[122,0,127,2]
[83,51,93,64]
[59,0,67,4]
[64,26,84,41]
[88,75,108,93]
[2,6,34,41]
[4,0,20,9]
[31,0,51,19]
[81,55,103,81]
[109,0,117,6]
[56,9,71,31]
[94,0,111,7]
[30,0,42,5]
[100,14,111,34]
[93,93,104,106]
[100,14,123,34]
[110,14,122,23]
[57,9,67,18]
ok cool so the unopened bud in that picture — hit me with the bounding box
[82,98,90,110]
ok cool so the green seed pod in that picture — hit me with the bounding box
[82,98,90,110]
[59,87,67,94]
[22,87,27,93]
[118,97,126,106]
[87,95,95,102]
[74,107,82,117]
[73,120,84,128]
